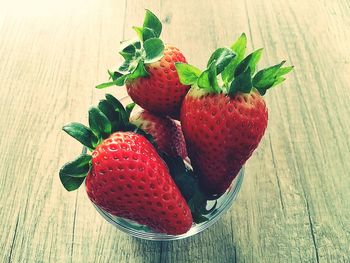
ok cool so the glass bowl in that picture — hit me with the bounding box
[91,168,244,241]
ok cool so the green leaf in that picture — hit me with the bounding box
[222,33,247,84]
[142,27,157,41]
[197,70,210,90]
[118,60,131,74]
[111,71,123,81]
[95,74,128,89]
[229,68,252,95]
[95,80,117,89]
[276,66,294,78]
[125,102,136,119]
[59,175,85,192]
[132,26,157,42]
[105,94,128,125]
[256,87,267,96]
[198,61,219,93]
[161,154,197,201]
[159,153,213,224]
[208,60,219,92]
[88,106,112,139]
[119,39,140,60]
[175,62,201,85]
[96,81,114,89]
[98,99,120,121]
[98,100,122,132]
[105,94,125,112]
[132,26,144,41]
[207,47,236,74]
[231,33,247,63]
[143,38,164,64]
[60,154,92,178]
[253,61,285,89]
[143,9,162,37]
[128,61,149,79]
[97,100,115,121]
[272,76,286,87]
[187,189,211,224]
[192,213,209,223]
[108,70,114,80]
[59,154,91,191]
[253,62,293,93]
[62,122,98,149]
[234,48,263,77]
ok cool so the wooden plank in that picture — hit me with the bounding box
[228,0,350,262]
[0,0,125,262]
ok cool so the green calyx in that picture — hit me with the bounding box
[175,33,294,96]
[161,154,217,224]
[60,94,138,191]
[96,10,165,89]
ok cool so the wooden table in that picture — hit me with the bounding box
[1,0,349,262]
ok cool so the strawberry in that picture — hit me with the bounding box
[96,10,190,119]
[86,132,192,235]
[175,33,293,196]
[130,109,187,159]
[59,94,193,235]
[126,45,189,119]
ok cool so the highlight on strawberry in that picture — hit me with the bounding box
[59,94,214,235]
[175,33,293,196]
[96,10,190,119]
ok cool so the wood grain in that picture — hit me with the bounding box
[0,0,349,262]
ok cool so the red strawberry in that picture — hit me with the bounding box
[181,89,268,195]
[59,94,193,235]
[126,45,190,119]
[130,109,187,158]
[96,10,190,119]
[85,132,192,235]
[176,33,293,196]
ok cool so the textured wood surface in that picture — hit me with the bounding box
[0,0,349,262]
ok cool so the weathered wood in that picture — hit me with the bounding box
[229,0,350,262]
[0,0,349,262]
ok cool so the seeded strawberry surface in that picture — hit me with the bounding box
[174,123,188,159]
[181,89,268,195]
[130,110,187,159]
[126,45,190,119]
[85,132,193,235]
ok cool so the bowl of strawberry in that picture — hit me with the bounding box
[59,10,292,241]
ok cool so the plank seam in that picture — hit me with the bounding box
[268,134,285,213]
[122,0,128,39]
[244,0,255,49]
[305,199,320,263]
[230,219,237,263]
[7,213,19,263]
[70,192,79,263]
[158,242,163,263]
